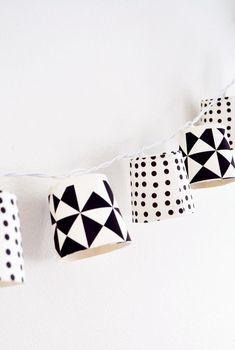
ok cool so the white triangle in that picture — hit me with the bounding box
[82,207,112,225]
[55,201,79,221]
[218,149,233,162]
[204,152,221,176]
[67,216,88,248]
[223,164,235,178]
[187,157,203,180]
[190,138,215,154]
[213,128,225,147]
[91,226,122,248]
[114,210,128,240]
[57,229,67,250]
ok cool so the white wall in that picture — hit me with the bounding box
[0,0,235,349]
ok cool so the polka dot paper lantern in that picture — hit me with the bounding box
[179,124,235,188]
[48,174,131,261]
[0,191,24,287]
[129,150,195,223]
[199,96,234,148]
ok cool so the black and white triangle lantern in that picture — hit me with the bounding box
[179,124,235,188]
[48,174,131,260]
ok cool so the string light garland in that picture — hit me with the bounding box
[0,77,235,286]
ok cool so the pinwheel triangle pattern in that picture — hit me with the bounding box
[179,127,235,184]
[49,181,130,257]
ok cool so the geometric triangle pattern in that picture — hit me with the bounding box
[179,125,235,187]
[48,175,131,259]
[129,150,195,223]
[199,96,234,148]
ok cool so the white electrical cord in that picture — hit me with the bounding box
[1,77,235,179]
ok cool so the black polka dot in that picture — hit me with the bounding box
[165,191,170,196]
[156,211,161,217]
[163,161,168,166]
[179,208,184,214]
[165,200,170,206]
[4,234,9,240]
[227,126,231,130]
[151,161,156,167]
[142,182,147,187]
[135,191,138,196]
[6,262,11,268]
[1,207,6,213]
[152,193,157,199]
[209,110,213,115]
[134,201,137,206]
[227,101,231,106]
[141,172,146,177]
[141,193,146,198]
[135,164,138,169]
[151,171,157,176]
[218,119,222,123]
[141,201,145,207]
[12,214,16,220]
[10,274,15,281]
[3,220,8,227]
[217,110,221,114]
[151,156,156,160]
[175,159,179,164]
[168,210,174,215]
[135,182,139,187]
[5,249,11,255]
[217,102,221,106]
[141,162,146,167]
[228,117,232,122]
[176,199,181,205]
[135,172,138,178]
[164,169,169,174]
[153,182,158,188]
[227,108,231,113]
[10,199,14,205]
[152,202,158,208]
[144,212,148,217]
[165,180,170,185]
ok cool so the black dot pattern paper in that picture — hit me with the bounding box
[0,192,24,286]
[129,151,195,223]
[200,96,234,147]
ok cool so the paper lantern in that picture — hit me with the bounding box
[48,174,131,260]
[179,124,235,188]
[0,191,24,287]
[129,150,195,223]
[199,96,234,148]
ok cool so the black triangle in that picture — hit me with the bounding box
[103,180,114,205]
[114,207,122,216]
[218,128,226,135]
[200,128,215,149]
[82,192,111,212]
[81,215,103,247]
[191,166,220,183]
[56,214,79,235]
[54,229,61,256]
[232,157,235,168]
[126,232,131,242]
[50,213,56,225]
[217,137,230,150]
[184,157,188,174]
[186,132,199,153]
[179,146,187,158]
[189,151,214,165]
[61,185,79,211]
[53,195,60,212]
[217,152,230,177]
[104,210,124,240]
[60,237,87,258]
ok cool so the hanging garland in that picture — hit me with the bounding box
[1,77,235,287]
